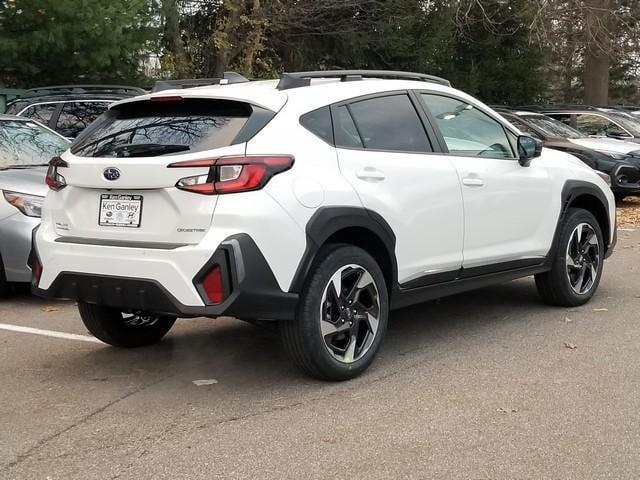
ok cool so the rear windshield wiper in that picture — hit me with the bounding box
[94,143,190,158]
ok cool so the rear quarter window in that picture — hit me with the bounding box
[72,98,270,158]
[300,106,333,144]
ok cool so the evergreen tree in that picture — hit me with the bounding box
[0,0,159,87]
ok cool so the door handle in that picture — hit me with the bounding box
[462,177,484,187]
[355,168,385,181]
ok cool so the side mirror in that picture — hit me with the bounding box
[517,135,542,166]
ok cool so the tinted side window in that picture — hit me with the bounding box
[348,95,431,152]
[575,114,628,137]
[21,103,58,125]
[300,106,333,144]
[547,113,574,128]
[508,117,542,139]
[333,105,364,149]
[56,102,110,138]
[421,94,514,158]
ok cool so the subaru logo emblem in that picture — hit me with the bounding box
[103,167,121,181]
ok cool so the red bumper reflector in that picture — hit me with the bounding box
[201,265,224,304]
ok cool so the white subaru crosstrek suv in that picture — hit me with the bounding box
[32,71,616,380]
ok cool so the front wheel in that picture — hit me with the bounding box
[280,245,389,381]
[535,208,604,306]
[78,302,176,348]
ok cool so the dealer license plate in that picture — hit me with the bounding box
[99,194,143,228]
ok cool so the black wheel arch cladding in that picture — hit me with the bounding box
[290,207,398,294]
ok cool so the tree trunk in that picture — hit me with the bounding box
[583,0,612,105]
[161,0,187,74]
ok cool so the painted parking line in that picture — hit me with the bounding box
[0,323,101,344]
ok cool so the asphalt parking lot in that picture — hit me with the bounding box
[1,230,640,480]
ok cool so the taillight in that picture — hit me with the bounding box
[168,155,294,195]
[201,265,224,304]
[46,156,68,191]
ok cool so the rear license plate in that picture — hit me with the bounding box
[99,194,143,228]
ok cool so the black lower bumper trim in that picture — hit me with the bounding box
[33,234,298,321]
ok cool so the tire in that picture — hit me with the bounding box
[78,302,176,348]
[280,244,389,381]
[535,208,604,307]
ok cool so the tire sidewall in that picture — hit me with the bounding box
[553,209,605,304]
[297,245,389,379]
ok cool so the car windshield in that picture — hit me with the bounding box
[606,111,640,136]
[0,120,70,168]
[521,114,584,139]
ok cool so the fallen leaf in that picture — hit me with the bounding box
[564,342,577,350]
[42,306,60,313]
[497,407,518,414]
[193,379,218,386]
[565,317,573,323]
[593,308,608,312]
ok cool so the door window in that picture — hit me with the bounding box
[507,117,542,138]
[20,103,58,125]
[56,102,111,138]
[421,94,514,158]
[333,105,364,149]
[337,94,431,152]
[575,114,628,137]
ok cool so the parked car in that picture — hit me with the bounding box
[496,108,640,199]
[0,115,70,296]
[33,70,615,380]
[528,105,640,144]
[5,85,146,139]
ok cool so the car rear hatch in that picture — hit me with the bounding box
[50,93,284,246]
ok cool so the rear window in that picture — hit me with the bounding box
[71,98,259,158]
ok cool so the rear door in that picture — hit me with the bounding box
[51,97,264,246]
[333,92,464,286]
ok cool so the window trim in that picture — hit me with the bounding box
[415,90,520,161]
[328,90,437,155]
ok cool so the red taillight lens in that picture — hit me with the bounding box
[46,156,68,191]
[201,265,224,304]
[168,155,294,195]
[32,258,42,283]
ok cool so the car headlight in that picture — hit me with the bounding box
[596,150,628,160]
[2,191,44,218]
[595,170,612,186]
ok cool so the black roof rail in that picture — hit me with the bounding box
[20,85,147,98]
[276,70,451,91]
[152,72,249,92]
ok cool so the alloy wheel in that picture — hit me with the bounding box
[320,264,381,364]
[122,312,161,327]
[565,223,600,295]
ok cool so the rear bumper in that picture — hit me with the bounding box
[0,213,39,282]
[33,233,298,320]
